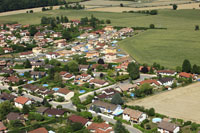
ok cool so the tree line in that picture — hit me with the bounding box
[0,0,65,13]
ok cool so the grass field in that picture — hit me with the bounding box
[127,82,200,123]
[0,9,200,68]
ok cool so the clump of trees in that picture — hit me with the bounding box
[125,10,158,15]
[134,83,153,97]
[127,62,140,80]
[0,0,65,13]
[111,93,124,105]
[41,16,69,25]
[60,3,85,10]
[182,59,200,74]
[173,4,178,10]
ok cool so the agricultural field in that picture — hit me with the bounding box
[127,82,200,123]
[0,9,200,68]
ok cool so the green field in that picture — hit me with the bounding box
[1,9,200,68]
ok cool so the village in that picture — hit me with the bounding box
[0,18,198,133]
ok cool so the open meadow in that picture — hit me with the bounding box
[127,82,200,123]
[0,9,200,68]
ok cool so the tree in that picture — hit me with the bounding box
[0,47,4,54]
[54,72,62,82]
[111,93,124,105]
[182,59,191,73]
[106,19,111,24]
[190,123,198,131]
[195,25,199,31]
[67,60,79,73]
[114,120,129,133]
[149,10,157,15]
[44,58,49,64]
[48,68,55,80]
[62,30,72,41]
[171,81,177,88]
[127,62,140,80]
[24,59,31,68]
[135,83,153,97]
[176,66,182,73]
[22,105,30,114]
[80,111,92,119]
[29,25,38,36]
[173,4,178,10]
[120,3,124,7]
[141,66,149,73]
[148,108,155,116]
[192,64,198,74]
[149,24,155,29]
[92,115,104,123]
[98,58,104,64]
[100,73,104,79]
[0,101,14,120]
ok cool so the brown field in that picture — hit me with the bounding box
[88,2,200,12]
[127,82,200,123]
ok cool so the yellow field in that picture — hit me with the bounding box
[127,82,200,123]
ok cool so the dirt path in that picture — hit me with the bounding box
[127,82,200,123]
[88,2,200,12]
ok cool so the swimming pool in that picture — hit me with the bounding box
[27,81,33,84]
[130,93,134,97]
[53,88,60,91]
[152,118,162,123]
[43,84,49,87]
[19,73,24,76]
[79,90,86,93]
[117,54,126,57]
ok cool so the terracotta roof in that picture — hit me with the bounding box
[157,70,176,74]
[59,71,68,76]
[20,51,33,55]
[140,79,160,86]
[7,76,20,82]
[68,115,88,125]
[179,72,194,78]
[158,121,178,132]
[90,79,107,85]
[64,74,74,78]
[87,122,113,133]
[57,88,71,95]
[123,108,143,119]
[0,122,6,131]
[28,127,48,133]
[15,96,30,105]
[81,73,89,77]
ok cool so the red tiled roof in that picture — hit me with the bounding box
[157,70,176,74]
[15,96,30,105]
[28,127,48,133]
[64,74,73,78]
[179,72,194,78]
[68,115,88,125]
[0,122,6,131]
[20,51,33,55]
[140,79,160,86]
[57,88,71,95]
[87,122,113,133]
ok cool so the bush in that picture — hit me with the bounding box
[149,10,157,15]
[173,4,178,10]
[149,24,155,29]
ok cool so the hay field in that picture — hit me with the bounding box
[127,82,200,123]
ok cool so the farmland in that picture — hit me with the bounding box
[0,9,200,68]
[127,82,200,123]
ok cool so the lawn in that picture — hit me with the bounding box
[1,9,200,68]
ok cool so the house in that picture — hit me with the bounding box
[89,79,109,87]
[32,47,45,54]
[63,73,75,80]
[104,26,114,32]
[86,51,99,58]
[0,122,7,132]
[157,70,177,76]
[117,83,136,92]
[91,100,120,113]
[87,122,114,133]
[97,88,119,100]
[68,115,91,127]
[5,76,20,84]
[0,92,16,102]
[36,107,49,115]
[158,121,180,133]
[46,52,60,60]
[123,108,147,123]
[113,56,132,64]
[45,108,65,117]
[158,77,174,86]
[139,79,160,87]
[20,51,34,58]
[28,127,48,133]
[31,61,45,69]
[30,71,46,79]
[3,47,13,53]
[23,84,38,93]
[105,53,117,62]
[79,65,89,72]
[6,112,25,123]
[54,88,74,101]
[178,72,196,79]
[14,96,32,109]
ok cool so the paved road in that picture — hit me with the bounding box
[50,101,76,111]
[91,112,141,133]
[79,84,117,102]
